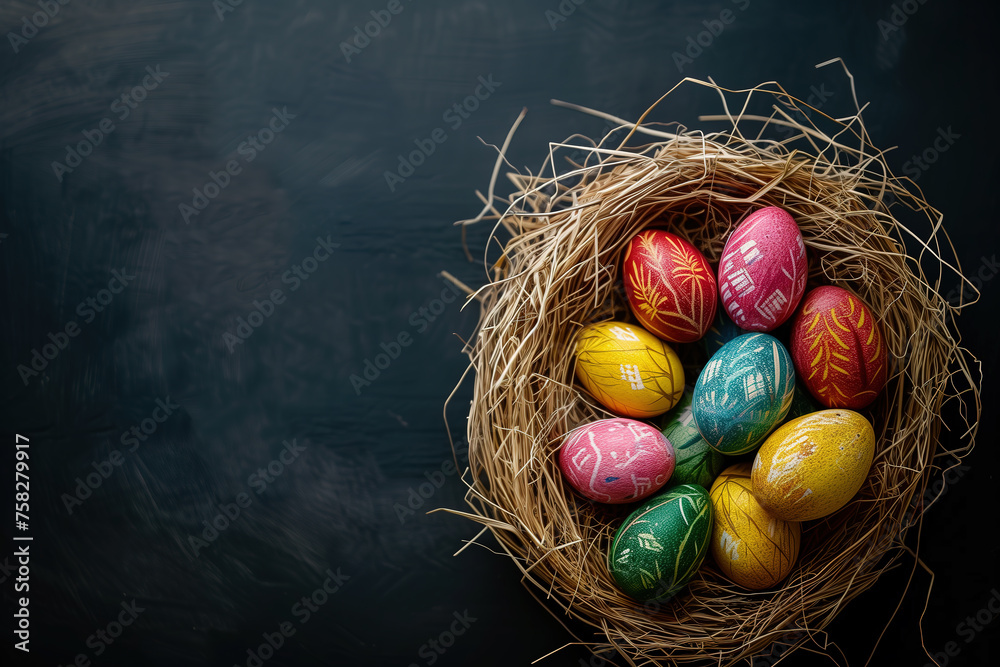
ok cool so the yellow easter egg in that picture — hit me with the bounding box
[709,463,800,590]
[574,321,684,418]
[751,409,875,522]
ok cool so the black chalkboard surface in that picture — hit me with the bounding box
[1,1,997,665]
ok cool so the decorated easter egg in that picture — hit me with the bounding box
[718,207,807,331]
[709,463,800,590]
[751,409,875,522]
[575,321,684,418]
[692,333,795,455]
[608,484,713,602]
[703,307,750,358]
[659,389,725,488]
[558,419,675,504]
[789,286,887,409]
[622,230,718,343]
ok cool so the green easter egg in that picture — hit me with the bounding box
[608,484,713,602]
[660,388,726,488]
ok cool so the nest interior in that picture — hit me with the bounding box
[445,68,980,666]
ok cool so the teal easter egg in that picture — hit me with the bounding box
[608,484,713,602]
[659,388,725,488]
[692,333,795,455]
[703,307,749,358]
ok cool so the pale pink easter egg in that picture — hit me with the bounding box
[718,206,808,331]
[558,418,675,504]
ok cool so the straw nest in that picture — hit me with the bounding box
[443,63,981,666]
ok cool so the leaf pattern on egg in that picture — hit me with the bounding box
[625,231,715,342]
[796,290,886,408]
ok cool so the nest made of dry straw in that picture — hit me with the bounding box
[442,61,981,666]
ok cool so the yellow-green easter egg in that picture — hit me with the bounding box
[575,321,684,418]
[709,463,800,590]
[608,483,712,602]
[751,409,875,521]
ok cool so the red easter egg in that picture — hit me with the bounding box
[718,207,808,331]
[558,418,675,504]
[622,230,717,343]
[790,286,887,409]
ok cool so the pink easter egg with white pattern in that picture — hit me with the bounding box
[558,418,675,504]
[718,206,808,331]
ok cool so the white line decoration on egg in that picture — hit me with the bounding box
[739,239,761,263]
[755,289,788,323]
[586,440,608,501]
[721,530,741,562]
[609,325,640,342]
[632,475,653,498]
[614,445,650,470]
[718,210,807,331]
[625,420,649,442]
[743,372,766,401]
[620,364,645,390]
[637,533,663,552]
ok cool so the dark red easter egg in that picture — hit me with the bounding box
[622,230,717,343]
[790,286,887,408]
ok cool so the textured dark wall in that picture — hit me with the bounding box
[0,0,997,665]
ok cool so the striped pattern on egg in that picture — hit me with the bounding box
[692,333,795,455]
[718,207,808,332]
[608,484,713,602]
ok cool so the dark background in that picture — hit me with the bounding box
[0,0,997,665]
